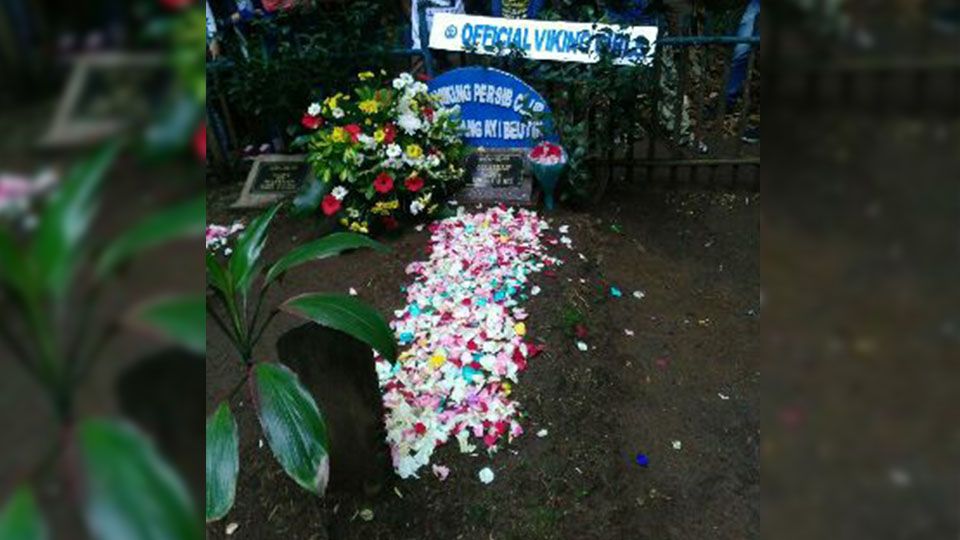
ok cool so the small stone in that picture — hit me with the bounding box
[633,290,645,300]
[359,508,374,521]
[672,440,682,451]
[225,522,239,536]
[537,429,548,438]
[576,341,588,352]
[349,287,358,296]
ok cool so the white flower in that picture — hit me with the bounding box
[426,154,441,168]
[410,200,424,215]
[478,467,495,484]
[347,207,360,218]
[392,77,407,90]
[358,134,376,148]
[411,81,429,95]
[386,144,402,158]
[332,108,344,119]
[307,102,321,116]
[331,186,348,200]
[397,113,422,134]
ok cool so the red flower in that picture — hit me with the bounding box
[382,123,397,144]
[404,174,424,192]
[373,172,394,193]
[193,122,206,162]
[530,144,545,159]
[321,194,341,216]
[344,124,362,143]
[546,143,562,157]
[382,215,399,230]
[421,107,434,121]
[416,72,433,82]
[301,113,322,130]
[159,0,193,10]
[414,422,427,435]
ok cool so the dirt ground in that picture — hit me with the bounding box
[206,181,759,540]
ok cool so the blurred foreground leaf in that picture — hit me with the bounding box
[97,196,205,276]
[129,295,205,354]
[205,403,238,522]
[0,487,47,540]
[32,142,120,300]
[79,419,201,540]
[252,363,329,495]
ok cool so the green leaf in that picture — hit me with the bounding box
[264,233,386,286]
[0,487,47,540]
[205,403,238,523]
[280,293,397,362]
[78,419,201,540]
[291,177,328,218]
[96,196,205,277]
[129,295,205,354]
[32,142,121,300]
[0,227,34,303]
[228,203,281,300]
[205,252,231,297]
[252,363,330,495]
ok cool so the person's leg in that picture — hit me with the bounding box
[725,0,759,108]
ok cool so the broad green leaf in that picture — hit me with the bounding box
[0,487,47,540]
[252,362,329,495]
[96,196,205,277]
[78,419,201,540]
[264,232,386,286]
[205,403,238,522]
[205,252,231,297]
[129,295,205,354]
[32,142,121,300]
[290,178,327,217]
[280,293,397,362]
[228,203,281,300]
[0,227,34,302]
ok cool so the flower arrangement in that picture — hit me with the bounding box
[299,71,468,234]
[527,141,567,210]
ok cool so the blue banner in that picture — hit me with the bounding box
[428,67,557,149]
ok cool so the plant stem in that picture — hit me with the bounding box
[249,309,280,355]
[208,301,250,366]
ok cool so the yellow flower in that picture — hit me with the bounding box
[359,99,379,114]
[373,129,386,143]
[348,221,369,234]
[429,349,447,368]
[405,144,423,159]
[514,322,526,336]
[330,127,349,143]
[339,218,348,226]
[502,381,512,395]
[358,71,374,80]
[365,119,372,125]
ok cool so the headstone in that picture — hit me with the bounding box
[460,148,531,204]
[39,53,168,147]
[232,154,312,208]
[428,67,557,204]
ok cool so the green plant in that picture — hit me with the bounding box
[0,144,206,539]
[204,202,397,522]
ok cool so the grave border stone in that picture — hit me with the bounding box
[39,52,167,148]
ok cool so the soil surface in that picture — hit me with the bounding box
[206,178,759,540]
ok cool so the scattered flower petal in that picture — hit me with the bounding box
[537,429,548,438]
[478,467,495,484]
[576,341,589,352]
